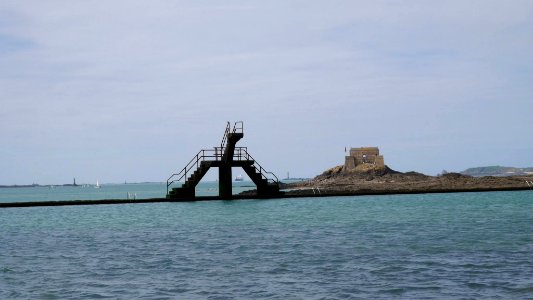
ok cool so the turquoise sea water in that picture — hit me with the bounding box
[1,187,533,299]
[0,181,258,203]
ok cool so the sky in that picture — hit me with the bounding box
[1,1,532,185]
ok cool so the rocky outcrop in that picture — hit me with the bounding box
[283,165,533,195]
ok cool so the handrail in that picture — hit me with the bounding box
[220,122,231,151]
[221,121,243,151]
[233,147,279,184]
[232,121,243,134]
[166,149,222,194]
[219,121,244,160]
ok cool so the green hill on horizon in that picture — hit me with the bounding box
[461,166,533,177]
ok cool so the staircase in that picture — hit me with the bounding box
[235,148,280,196]
[167,160,214,198]
[167,122,280,199]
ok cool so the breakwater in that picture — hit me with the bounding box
[1,186,530,208]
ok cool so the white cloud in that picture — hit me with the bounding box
[1,0,532,184]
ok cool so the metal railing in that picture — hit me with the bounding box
[232,121,243,134]
[219,122,231,151]
[234,147,279,185]
[167,146,279,194]
[220,121,243,150]
[166,149,222,194]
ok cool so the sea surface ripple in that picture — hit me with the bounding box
[1,190,533,299]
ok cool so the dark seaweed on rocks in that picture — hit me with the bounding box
[440,172,473,179]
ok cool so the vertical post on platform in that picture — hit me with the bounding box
[219,165,232,199]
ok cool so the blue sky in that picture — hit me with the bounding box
[1,1,532,184]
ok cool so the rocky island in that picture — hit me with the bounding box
[280,147,533,197]
[282,166,533,196]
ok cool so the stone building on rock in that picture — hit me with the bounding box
[344,147,385,172]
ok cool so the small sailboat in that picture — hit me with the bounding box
[235,174,244,181]
[95,180,101,188]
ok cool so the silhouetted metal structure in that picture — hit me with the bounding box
[167,122,280,199]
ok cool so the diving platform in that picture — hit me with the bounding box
[166,122,280,199]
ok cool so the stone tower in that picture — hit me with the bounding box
[344,147,385,172]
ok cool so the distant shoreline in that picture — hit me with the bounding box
[0,182,165,188]
[0,184,42,188]
[0,184,79,188]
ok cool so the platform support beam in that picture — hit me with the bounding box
[219,166,232,199]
